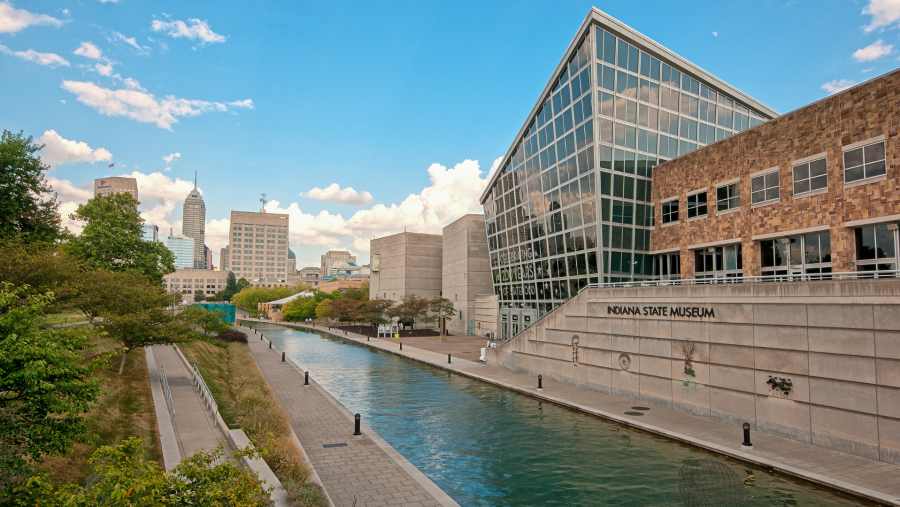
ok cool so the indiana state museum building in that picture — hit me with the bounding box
[481,7,900,466]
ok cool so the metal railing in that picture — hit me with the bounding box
[158,364,176,422]
[582,269,900,290]
[191,364,219,427]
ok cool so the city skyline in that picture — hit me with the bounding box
[2,0,898,269]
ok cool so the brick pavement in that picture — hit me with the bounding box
[240,325,459,507]
[250,319,900,506]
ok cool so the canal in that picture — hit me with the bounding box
[258,324,870,506]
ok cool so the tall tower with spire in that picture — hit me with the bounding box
[182,172,207,269]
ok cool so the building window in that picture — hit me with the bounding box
[793,158,827,195]
[855,224,897,273]
[694,244,742,280]
[751,170,779,204]
[687,192,707,219]
[661,199,679,224]
[844,141,886,183]
[653,252,680,280]
[760,231,832,279]
[716,182,740,211]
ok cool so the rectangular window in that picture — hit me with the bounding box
[793,158,828,195]
[716,182,740,211]
[751,170,780,204]
[844,140,886,183]
[687,192,707,218]
[662,199,679,224]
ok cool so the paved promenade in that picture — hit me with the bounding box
[238,324,459,507]
[249,319,900,506]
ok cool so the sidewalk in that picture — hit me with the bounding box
[239,324,459,507]
[250,319,900,506]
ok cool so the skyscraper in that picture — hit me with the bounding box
[94,177,138,200]
[182,173,206,270]
[141,224,159,242]
[227,210,290,284]
[166,229,195,270]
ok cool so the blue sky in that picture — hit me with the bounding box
[2,0,899,268]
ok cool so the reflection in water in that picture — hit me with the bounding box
[260,324,871,507]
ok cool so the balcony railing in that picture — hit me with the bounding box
[582,269,900,290]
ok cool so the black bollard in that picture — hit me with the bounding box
[367,336,370,341]
[741,422,752,450]
[448,354,451,364]
[537,374,543,390]
[353,413,362,435]
[282,351,285,362]
[400,342,403,350]
[304,371,309,385]
[260,334,263,340]
[269,341,272,349]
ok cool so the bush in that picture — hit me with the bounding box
[215,329,248,344]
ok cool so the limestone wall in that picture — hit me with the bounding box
[485,280,900,464]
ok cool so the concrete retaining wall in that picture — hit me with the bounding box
[485,279,900,464]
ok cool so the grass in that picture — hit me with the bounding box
[179,337,327,507]
[44,310,87,326]
[39,334,162,486]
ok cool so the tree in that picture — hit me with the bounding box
[13,437,272,506]
[0,285,107,498]
[387,294,429,330]
[328,298,357,323]
[0,130,63,243]
[96,272,192,374]
[315,299,331,320]
[429,298,455,339]
[237,277,251,290]
[193,289,205,302]
[182,305,231,335]
[0,238,83,310]
[231,284,309,317]
[66,193,175,284]
[356,298,393,327]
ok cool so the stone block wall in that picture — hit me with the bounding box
[485,280,900,464]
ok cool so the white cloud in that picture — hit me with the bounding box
[0,44,69,67]
[98,0,120,3]
[112,31,150,54]
[163,152,181,163]
[821,79,857,94]
[0,2,64,33]
[93,62,114,76]
[303,184,374,206]
[227,99,254,109]
[74,41,102,59]
[122,77,146,91]
[712,31,718,37]
[853,39,893,61]
[60,99,65,104]
[151,17,225,44]
[61,80,254,130]
[863,0,900,32]
[38,130,112,168]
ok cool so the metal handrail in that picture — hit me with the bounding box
[581,268,900,290]
[192,364,219,427]
[158,364,176,422]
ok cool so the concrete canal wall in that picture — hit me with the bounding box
[485,280,900,464]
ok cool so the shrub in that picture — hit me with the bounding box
[215,329,248,344]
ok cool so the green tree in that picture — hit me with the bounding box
[0,238,83,310]
[13,437,273,506]
[231,284,309,318]
[0,285,107,499]
[428,298,455,339]
[182,305,231,335]
[315,299,331,320]
[387,293,429,330]
[0,130,63,243]
[193,289,205,302]
[66,193,175,284]
[236,277,251,290]
[96,271,191,374]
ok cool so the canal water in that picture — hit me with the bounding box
[258,324,871,507]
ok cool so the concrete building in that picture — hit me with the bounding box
[227,210,290,285]
[369,232,443,302]
[321,250,356,276]
[204,245,213,271]
[182,175,207,270]
[162,268,229,296]
[297,266,323,288]
[442,214,494,335]
[319,278,367,293]
[94,176,138,200]
[141,224,158,242]
[478,7,777,338]
[220,245,230,271]
[166,231,195,270]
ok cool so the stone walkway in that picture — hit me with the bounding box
[251,320,900,506]
[150,344,231,459]
[239,324,459,507]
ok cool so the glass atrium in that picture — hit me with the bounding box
[480,9,776,339]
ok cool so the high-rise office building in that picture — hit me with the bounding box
[227,210,290,283]
[479,8,777,338]
[141,224,158,242]
[320,250,356,276]
[204,245,213,271]
[166,229,195,270]
[182,173,206,269]
[220,245,230,271]
[94,176,138,200]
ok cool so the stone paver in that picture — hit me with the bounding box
[239,325,458,507]
[251,319,900,507]
[150,344,230,458]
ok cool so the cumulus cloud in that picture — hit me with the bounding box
[821,79,857,94]
[151,17,225,44]
[854,39,893,61]
[163,152,181,163]
[38,130,112,168]
[303,184,374,206]
[0,44,69,67]
[74,41,102,59]
[863,0,900,32]
[61,80,254,130]
[122,77,145,91]
[0,2,64,33]
[93,62,114,76]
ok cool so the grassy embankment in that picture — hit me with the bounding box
[179,338,327,507]
[39,333,162,485]
[43,310,87,326]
